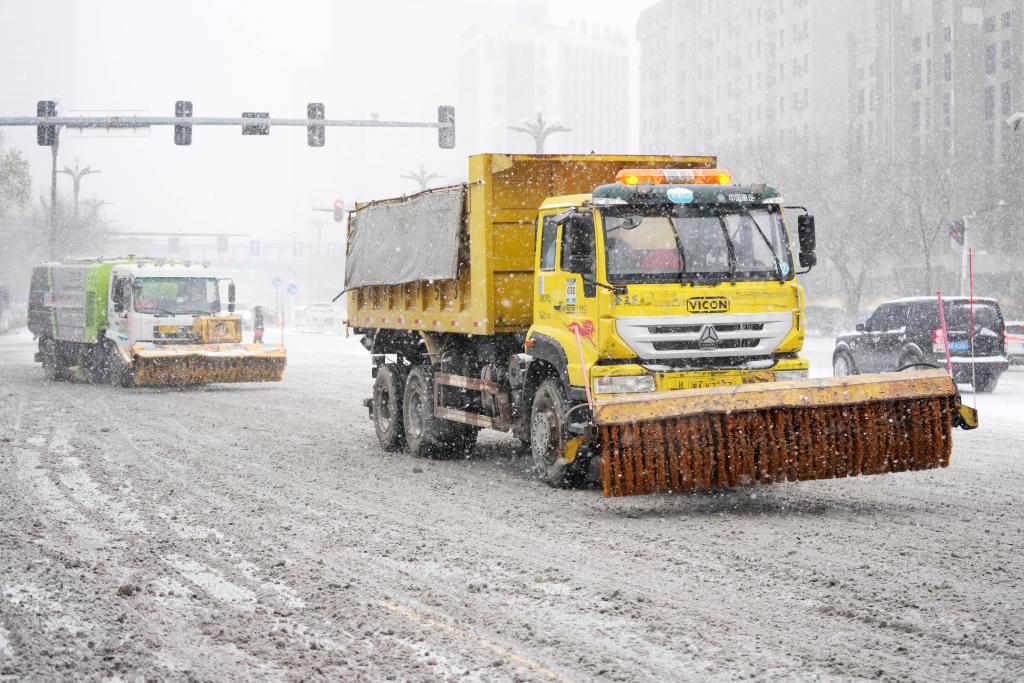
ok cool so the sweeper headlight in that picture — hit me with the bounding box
[593,375,656,394]
[615,168,732,186]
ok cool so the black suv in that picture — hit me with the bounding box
[833,297,1009,392]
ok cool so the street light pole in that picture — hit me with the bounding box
[49,129,60,260]
[58,159,101,223]
[400,164,442,191]
[508,111,571,154]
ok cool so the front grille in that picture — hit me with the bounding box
[616,312,792,361]
[653,337,760,352]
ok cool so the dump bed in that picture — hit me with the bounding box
[346,153,716,336]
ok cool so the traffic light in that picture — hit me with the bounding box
[333,199,345,222]
[36,100,57,146]
[174,100,193,145]
[437,105,455,149]
[949,219,965,246]
[307,102,325,147]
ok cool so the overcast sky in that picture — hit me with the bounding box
[0,0,642,244]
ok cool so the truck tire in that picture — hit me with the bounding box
[40,339,67,381]
[107,344,135,388]
[529,378,570,487]
[402,366,479,459]
[973,370,999,394]
[373,363,406,451]
[403,366,448,458]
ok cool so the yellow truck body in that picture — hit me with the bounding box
[347,154,975,497]
[347,154,717,335]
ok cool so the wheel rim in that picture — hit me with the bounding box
[377,385,392,431]
[834,355,850,376]
[407,382,424,440]
[531,399,559,471]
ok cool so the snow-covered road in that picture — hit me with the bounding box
[1,329,1022,681]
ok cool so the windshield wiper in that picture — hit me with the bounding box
[740,209,786,283]
[715,215,737,285]
[138,307,178,317]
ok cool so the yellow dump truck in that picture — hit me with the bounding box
[346,154,976,496]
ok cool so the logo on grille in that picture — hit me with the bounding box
[687,296,730,313]
[698,325,720,349]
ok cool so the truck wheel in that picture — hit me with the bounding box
[40,339,65,381]
[973,370,999,393]
[107,344,134,388]
[529,378,570,487]
[403,366,447,458]
[373,364,406,451]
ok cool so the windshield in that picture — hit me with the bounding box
[601,206,793,284]
[132,277,219,315]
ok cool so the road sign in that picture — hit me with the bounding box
[286,283,298,296]
[271,276,282,288]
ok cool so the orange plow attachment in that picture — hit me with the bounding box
[592,370,976,497]
[131,343,287,385]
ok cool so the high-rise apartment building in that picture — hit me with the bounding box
[458,1,629,154]
[636,0,855,160]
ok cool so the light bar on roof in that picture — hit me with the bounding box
[615,168,732,186]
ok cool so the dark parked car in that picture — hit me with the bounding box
[833,296,1009,392]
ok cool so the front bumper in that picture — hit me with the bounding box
[589,356,809,396]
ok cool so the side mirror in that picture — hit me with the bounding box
[856,323,866,332]
[797,214,816,271]
[227,282,236,313]
[797,214,816,252]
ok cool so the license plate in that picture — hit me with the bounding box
[662,373,743,390]
[948,340,968,353]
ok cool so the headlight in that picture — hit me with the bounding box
[593,375,656,394]
[774,369,809,382]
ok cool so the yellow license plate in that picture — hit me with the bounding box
[661,373,744,390]
[158,326,180,334]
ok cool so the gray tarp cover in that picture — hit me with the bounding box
[344,186,464,290]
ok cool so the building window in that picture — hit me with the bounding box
[984,15,996,33]
[1002,81,1012,115]
[1003,40,1013,69]
[912,36,921,52]
[1002,11,1011,29]
[943,93,952,127]
[944,53,952,81]
[944,25,952,41]
[986,44,996,73]
[858,88,865,114]
[911,101,921,132]
[984,86,995,120]
[912,62,922,89]
[984,125,995,162]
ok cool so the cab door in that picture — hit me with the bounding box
[530,210,600,393]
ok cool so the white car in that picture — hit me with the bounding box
[1006,321,1024,365]
[301,302,345,333]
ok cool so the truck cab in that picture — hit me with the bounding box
[527,168,815,405]
[106,262,236,349]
